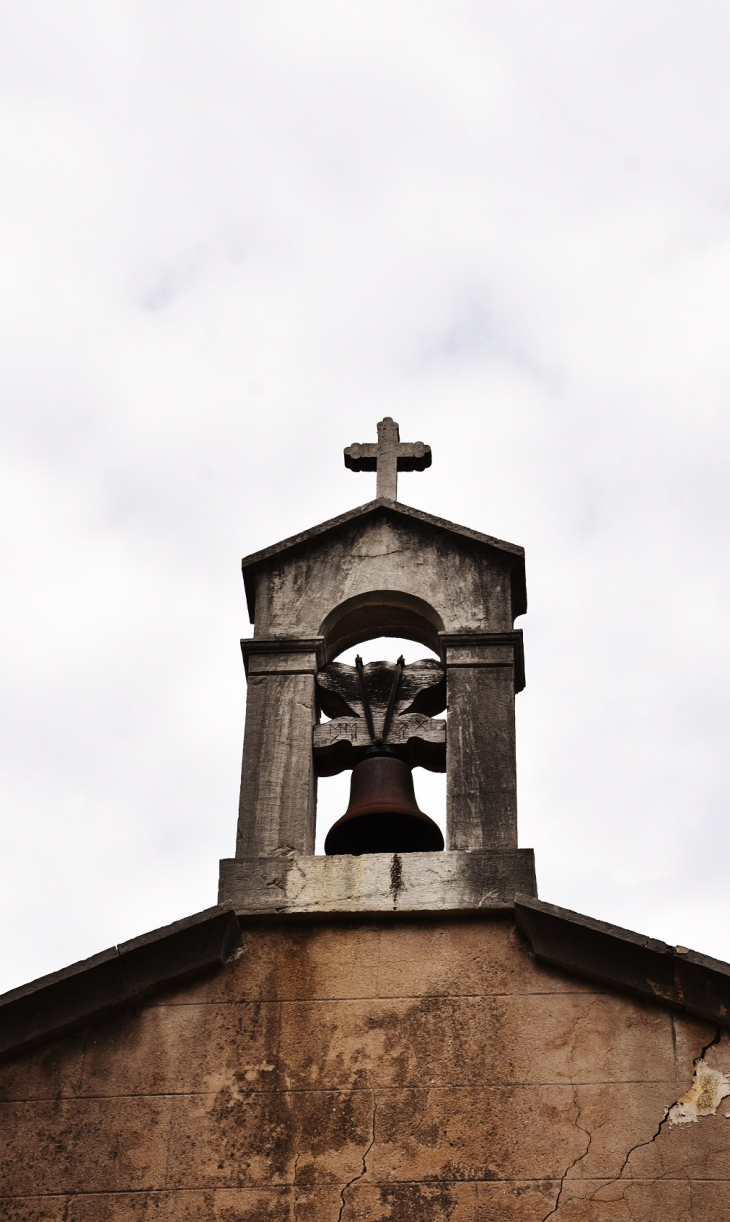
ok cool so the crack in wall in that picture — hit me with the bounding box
[590,1027,723,1207]
[671,1014,679,1083]
[668,1031,730,1125]
[541,1088,592,1221]
[336,1090,377,1222]
[291,1105,304,1222]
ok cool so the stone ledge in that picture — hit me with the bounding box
[0,905,241,1060]
[439,631,525,692]
[515,894,730,1029]
[218,849,537,916]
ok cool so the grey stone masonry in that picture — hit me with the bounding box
[235,498,527,865]
[236,639,325,857]
[230,424,532,912]
[241,499,525,645]
[219,850,537,916]
[441,631,524,851]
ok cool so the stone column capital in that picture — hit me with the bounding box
[439,630,524,692]
[240,636,326,676]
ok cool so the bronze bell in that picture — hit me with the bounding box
[324,747,444,856]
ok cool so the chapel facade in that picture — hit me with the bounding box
[1,419,729,1221]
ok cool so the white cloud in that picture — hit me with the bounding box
[1,1,730,989]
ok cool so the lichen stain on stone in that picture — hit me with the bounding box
[375,1181,458,1221]
[667,1059,730,1124]
[390,854,404,909]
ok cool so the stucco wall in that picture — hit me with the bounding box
[1,916,729,1220]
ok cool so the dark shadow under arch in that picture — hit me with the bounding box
[320,590,444,660]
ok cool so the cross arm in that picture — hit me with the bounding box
[396,441,432,472]
[344,419,432,499]
[344,442,378,472]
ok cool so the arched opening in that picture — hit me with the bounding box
[315,597,447,854]
[319,590,444,662]
[334,636,440,667]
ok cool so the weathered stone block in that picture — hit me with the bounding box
[155,920,385,1006]
[156,917,601,1009]
[370,1084,586,1181]
[446,665,517,850]
[624,1103,730,1180]
[165,1089,373,1189]
[277,992,676,1091]
[565,1081,695,1180]
[1,1200,69,1222]
[65,1188,345,1221]
[553,1178,692,1221]
[219,850,536,915]
[236,671,317,857]
[688,1181,730,1221]
[0,1096,172,1194]
[165,1091,296,1189]
[79,999,282,1097]
[473,1181,567,1220]
[373,916,599,998]
[242,505,524,641]
[0,1025,85,1101]
[343,1182,479,1221]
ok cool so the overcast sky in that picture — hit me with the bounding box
[1,1,729,992]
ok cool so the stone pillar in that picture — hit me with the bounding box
[236,638,324,858]
[441,631,524,852]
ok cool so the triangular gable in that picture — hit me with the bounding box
[241,498,526,623]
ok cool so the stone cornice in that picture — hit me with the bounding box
[515,895,730,1029]
[0,906,240,1061]
[439,630,525,692]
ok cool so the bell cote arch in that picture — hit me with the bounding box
[319,590,445,661]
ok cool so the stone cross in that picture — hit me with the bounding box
[344,417,431,501]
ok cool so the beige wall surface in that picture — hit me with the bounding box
[1,916,729,1221]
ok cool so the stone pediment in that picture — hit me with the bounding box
[241,497,526,626]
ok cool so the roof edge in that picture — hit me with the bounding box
[515,895,730,1029]
[0,905,241,1060]
[242,498,525,570]
[241,499,526,625]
